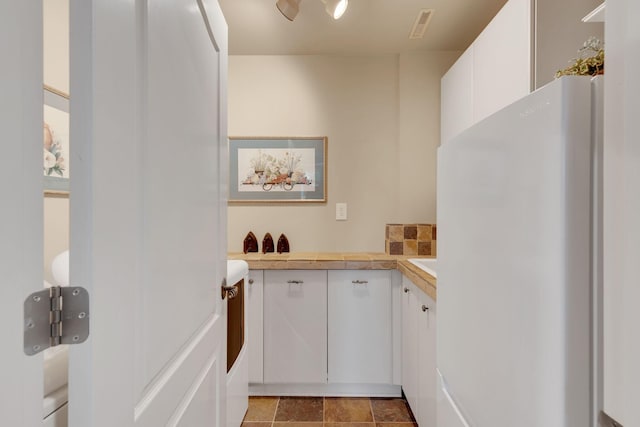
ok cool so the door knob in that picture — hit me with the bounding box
[221,278,239,300]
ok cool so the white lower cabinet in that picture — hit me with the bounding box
[263,270,328,384]
[247,270,264,384]
[402,278,419,412]
[328,270,393,384]
[402,276,437,426]
[251,268,402,396]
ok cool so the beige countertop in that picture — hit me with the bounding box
[228,252,437,301]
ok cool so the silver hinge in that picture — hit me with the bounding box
[23,286,90,356]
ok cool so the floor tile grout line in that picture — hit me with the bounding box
[369,397,376,423]
[271,396,279,426]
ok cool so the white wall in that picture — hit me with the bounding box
[44,0,69,95]
[603,1,640,425]
[228,52,458,252]
[44,197,69,283]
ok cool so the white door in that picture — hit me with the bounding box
[603,1,640,425]
[68,0,228,426]
[0,1,46,425]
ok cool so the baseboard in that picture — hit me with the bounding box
[249,383,402,397]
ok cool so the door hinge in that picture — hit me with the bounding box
[24,286,90,356]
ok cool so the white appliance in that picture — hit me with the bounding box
[436,76,603,427]
[226,260,249,427]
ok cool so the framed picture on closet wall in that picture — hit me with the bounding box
[43,85,69,197]
[229,136,327,203]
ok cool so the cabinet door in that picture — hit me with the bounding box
[417,291,437,427]
[264,270,327,384]
[472,0,531,123]
[328,270,392,384]
[402,278,419,414]
[247,270,264,384]
[441,47,474,145]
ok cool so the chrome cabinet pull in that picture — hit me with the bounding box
[404,287,410,293]
[422,305,429,312]
[352,280,368,284]
[287,280,304,284]
[248,278,254,285]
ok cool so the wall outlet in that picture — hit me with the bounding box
[336,203,348,221]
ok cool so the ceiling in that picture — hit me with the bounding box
[218,0,508,55]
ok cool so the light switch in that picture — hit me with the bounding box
[336,203,347,221]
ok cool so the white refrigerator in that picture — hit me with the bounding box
[436,76,603,427]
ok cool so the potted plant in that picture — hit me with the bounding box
[556,36,604,78]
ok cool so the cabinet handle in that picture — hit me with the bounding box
[422,305,429,312]
[352,280,368,284]
[248,278,254,285]
[404,287,410,293]
[287,280,304,284]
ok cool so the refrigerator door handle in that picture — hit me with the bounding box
[437,369,473,427]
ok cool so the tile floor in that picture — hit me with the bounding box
[241,396,418,426]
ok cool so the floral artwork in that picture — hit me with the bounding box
[43,89,70,195]
[229,137,326,202]
[238,149,315,192]
[43,121,66,177]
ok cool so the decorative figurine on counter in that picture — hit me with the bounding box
[262,233,275,254]
[243,231,259,254]
[277,234,290,253]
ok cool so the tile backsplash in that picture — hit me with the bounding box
[385,224,436,256]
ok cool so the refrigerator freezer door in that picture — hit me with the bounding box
[436,77,594,427]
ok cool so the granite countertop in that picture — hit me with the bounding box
[228,252,437,301]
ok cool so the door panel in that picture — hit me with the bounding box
[0,1,44,425]
[328,270,392,384]
[417,291,436,426]
[141,0,223,392]
[401,278,418,414]
[69,0,228,425]
[264,270,327,384]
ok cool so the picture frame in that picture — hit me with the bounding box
[43,85,70,197]
[229,137,327,203]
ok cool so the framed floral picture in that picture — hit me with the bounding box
[43,85,70,196]
[229,137,327,203]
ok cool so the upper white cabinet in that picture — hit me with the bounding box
[441,48,474,146]
[263,270,328,384]
[471,0,532,124]
[441,0,604,145]
[328,270,393,384]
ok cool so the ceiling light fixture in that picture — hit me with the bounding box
[321,0,348,19]
[276,0,348,21]
[276,0,301,21]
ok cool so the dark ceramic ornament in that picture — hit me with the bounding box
[277,234,290,253]
[262,233,274,254]
[243,231,258,254]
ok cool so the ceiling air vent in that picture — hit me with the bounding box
[409,9,434,40]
